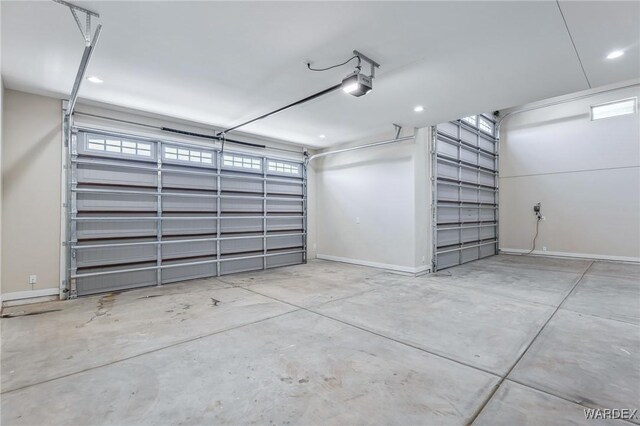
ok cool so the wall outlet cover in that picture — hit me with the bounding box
[29,275,37,284]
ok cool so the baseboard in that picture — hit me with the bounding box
[1,288,60,306]
[499,248,640,263]
[316,254,431,275]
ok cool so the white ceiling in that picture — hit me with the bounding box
[2,1,639,148]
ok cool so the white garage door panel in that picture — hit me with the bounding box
[432,115,499,271]
[68,129,307,297]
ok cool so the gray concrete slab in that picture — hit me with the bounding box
[426,262,581,306]
[1,310,500,426]
[229,272,411,308]
[2,257,638,425]
[219,259,386,288]
[587,261,640,280]
[510,309,640,411]
[474,381,621,426]
[563,275,640,325]
[314,280,554,375]
[481,254,592,274]
[1,284,295,392]
[216,259,411,308]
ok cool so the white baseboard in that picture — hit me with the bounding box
[316,254,431,275]
[499,248,640,263]
[1,288,60,304]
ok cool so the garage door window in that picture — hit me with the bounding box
[478,117,493,135]
[223,154,262,170]
[87,137,152,157]
[268,160,299,174]
[164,146,213,164]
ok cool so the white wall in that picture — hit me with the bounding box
[1,2,4,300]
[313,128,431,274]
[499,83,640,261]
[2,90,63,298]
[1,77,4,300]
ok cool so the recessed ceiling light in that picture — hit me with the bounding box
[87,76,103,84]
[414,105,424,112]
[606,50,624,59]
[319,134,326,139]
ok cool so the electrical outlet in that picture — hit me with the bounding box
[29,275,37,285]
[541,216,546,221]
[422,256,426,263]
[355,217,360,224]
[542,246,547,252]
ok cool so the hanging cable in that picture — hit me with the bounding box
[526,203,543,255]
[306,55,361,72]
[526,218,541,255]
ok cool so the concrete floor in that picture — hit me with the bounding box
[1,255,638,425]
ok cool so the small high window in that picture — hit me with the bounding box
[223,154,262,170]
[462,116,477,126]
[268,161,299,174]
[478,117,494,135]
[591,98,637,121]
[165,146,213,164]
[87,137,151,157]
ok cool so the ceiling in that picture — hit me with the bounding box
[2,1,639,148]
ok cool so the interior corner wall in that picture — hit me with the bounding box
[2,89,63,297]
[1,2,4,300]
[499,84,640,262]
[1,77,4,299]
[314,128,429,274]
[306,162,318,260]
[413,126,432,273]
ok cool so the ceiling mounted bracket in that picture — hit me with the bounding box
[220,132,227,153]
[353,50,380,79]
[393,124,402,139]
[53,0,100,45]
[53,0,103,117]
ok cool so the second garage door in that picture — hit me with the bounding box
[432,114,499,271]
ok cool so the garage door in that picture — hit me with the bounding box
[432,115,498,271]
[68,128,306,297]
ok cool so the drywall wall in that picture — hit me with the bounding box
[1,90,314,301]
[314,128,431,274]
[413,127,431,271]
[1,3,4,299]
[2,89,63,297]
[1,77,4,299]
[499,82,640,261]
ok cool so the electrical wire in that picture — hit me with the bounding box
[526,215,541,255]
[307,55,361,72]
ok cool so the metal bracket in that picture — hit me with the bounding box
[393,124,402,140]
[353,50,380,79]
[53,0,103,117]
[220,132,226,153]
[53,0,99,45]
